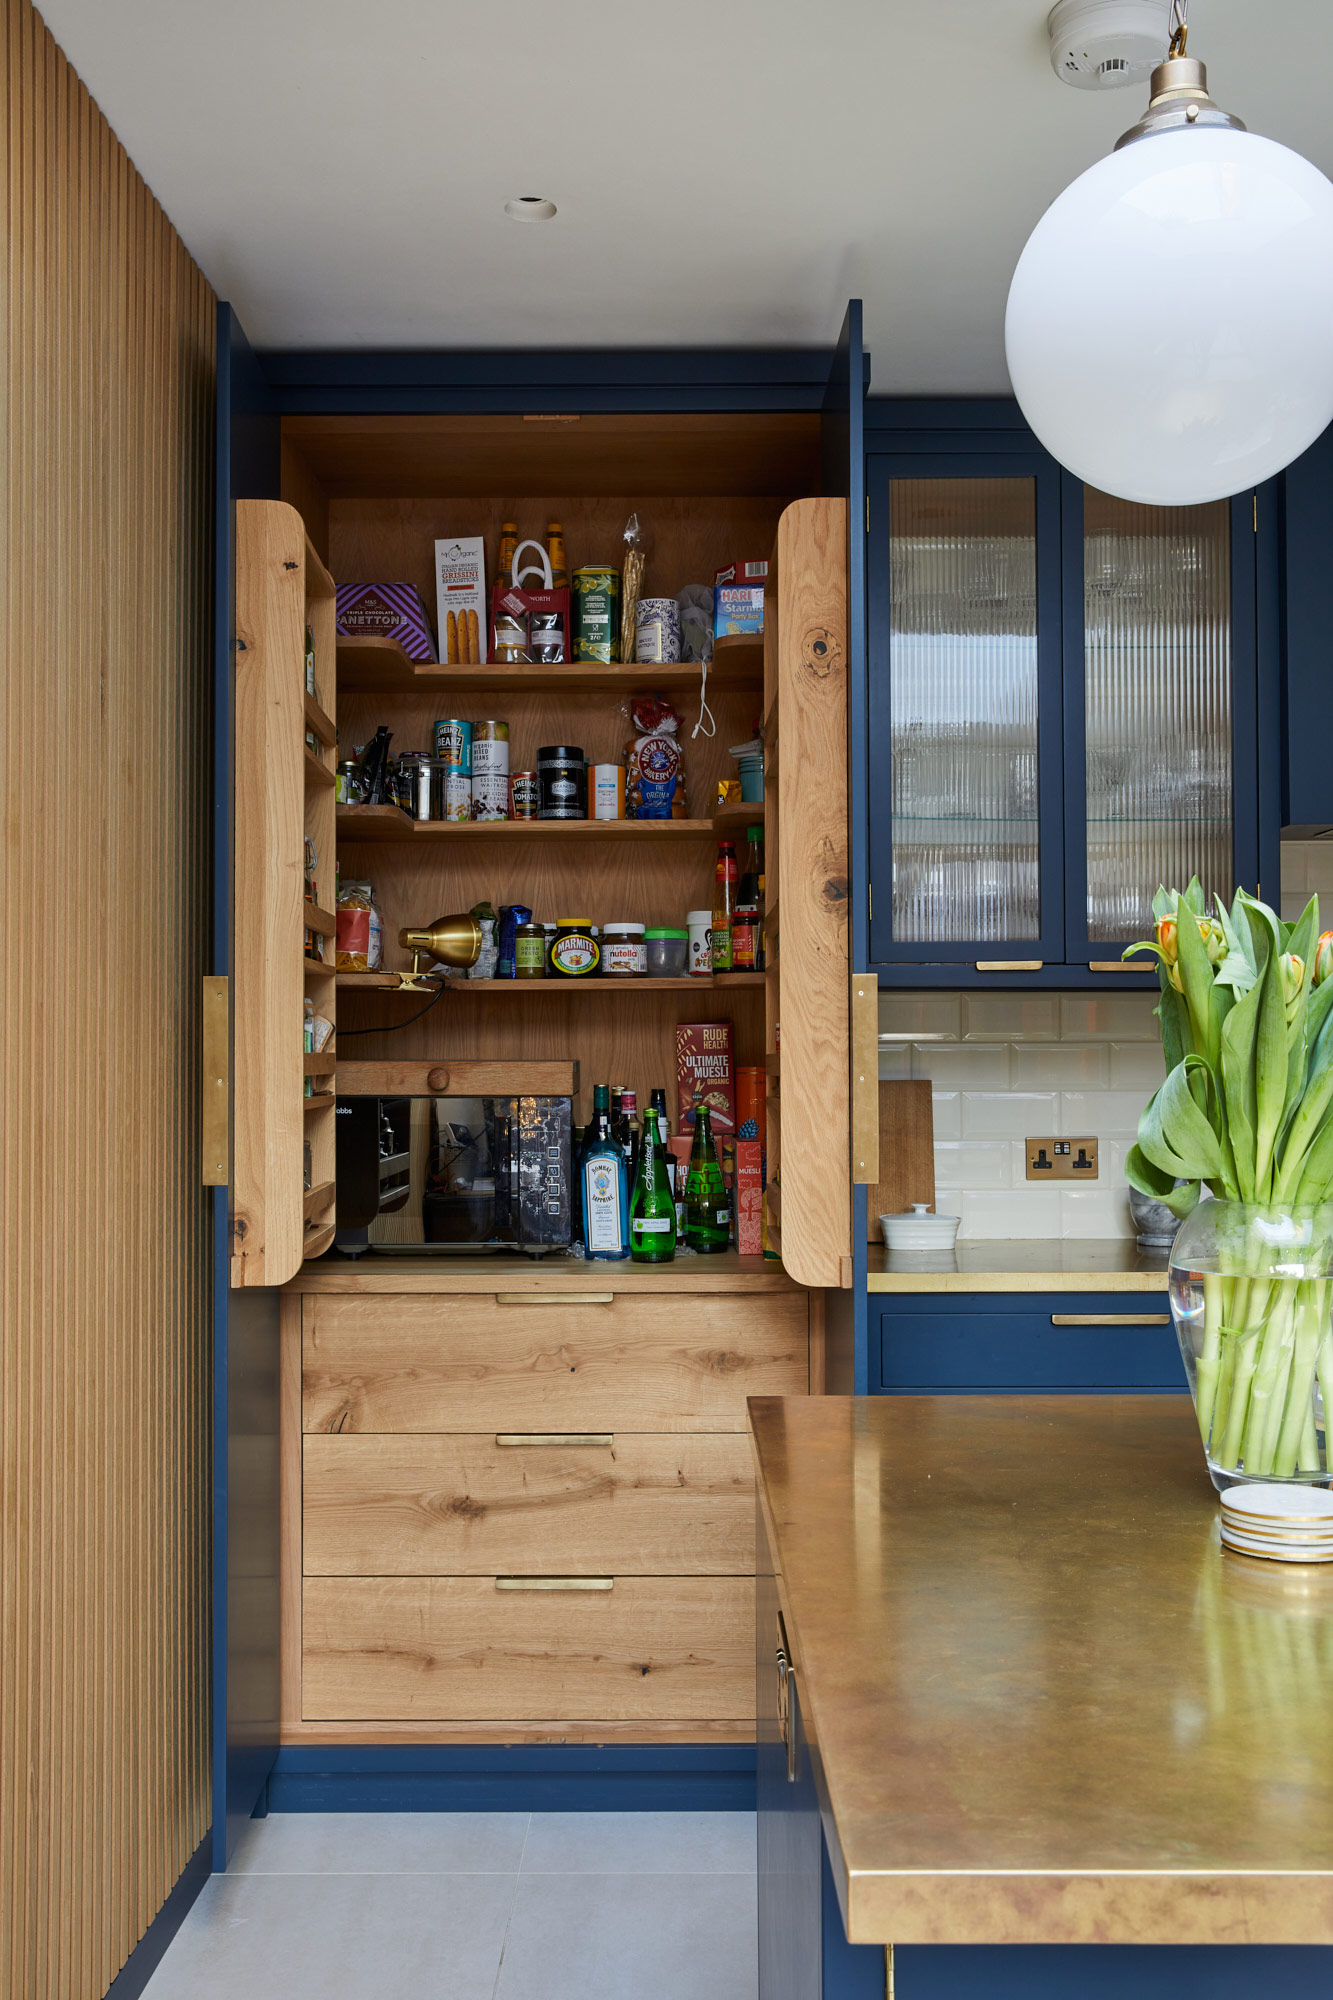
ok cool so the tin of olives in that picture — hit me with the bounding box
[572,568,619,664]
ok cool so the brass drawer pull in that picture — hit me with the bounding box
[495,1292,614,1307]
[975,960,1043,972]
[495,1575,614,1592]
[1051,1313,1170,1327]
[776,1648,799,1783]
[495,1433,614,1448]
[1089,961,1154,973]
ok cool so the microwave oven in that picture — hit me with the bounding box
[334,1093,572,1257]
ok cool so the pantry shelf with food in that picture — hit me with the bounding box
[224,371,860,1770]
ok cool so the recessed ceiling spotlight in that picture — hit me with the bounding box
[504,196,557,222]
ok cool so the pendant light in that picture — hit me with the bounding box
[1006,1,1333,505]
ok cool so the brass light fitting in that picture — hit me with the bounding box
[396,913,483,990]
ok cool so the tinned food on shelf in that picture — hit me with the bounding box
[538,744,586,820]
[470,720,510,822]
[511,770,539,819]
[433,718,471,769]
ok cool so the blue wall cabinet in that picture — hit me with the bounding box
[864,411,1281,985]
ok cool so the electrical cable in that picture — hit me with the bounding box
[336,979,452,1035]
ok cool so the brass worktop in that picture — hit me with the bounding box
[749,1395,1333,1947]
[868,1237,1168,1292]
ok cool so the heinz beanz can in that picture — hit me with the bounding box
[572,568,619,664]
[433,718,471,770]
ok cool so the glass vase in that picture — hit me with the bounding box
[1170,1199,1333,1492]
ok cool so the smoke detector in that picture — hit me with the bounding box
[1048,0,1171,89]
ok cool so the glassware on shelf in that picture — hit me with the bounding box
[1083,494,1233,944]
[886,478,1042,944]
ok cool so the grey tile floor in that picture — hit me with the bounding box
[141,1812,758,2000]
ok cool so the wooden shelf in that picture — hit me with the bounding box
[304,1091,336,1113]
[337,806,720,844]
[289,1248,798,1293]
[712,800,764,833]
[302,1222,335,1260]
[303,1052,337,1076]
[303,957,336,979]
[305,902,337,938]
[304,534,336,601]
[336,632,763,696]
[305,747,336,790]
[337,972,766,994]
[303,1181,335,1221]
[304,691,336,746]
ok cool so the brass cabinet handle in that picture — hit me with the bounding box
[776,1648,799,1783]
[851,974,880,1187]
[495,1575,613,1592]
[1051,1313,1170,1326]
[975,960,1044,972]
[495,1433,614,1448]
[1088,961,1154,973]
[495,1292,614,1307]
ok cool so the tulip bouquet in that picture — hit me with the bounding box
[1126,881,1333,1479]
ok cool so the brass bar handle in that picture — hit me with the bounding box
[975,960,1044,973]
[1050,1313,1170,1326]
[495,1292,614,1307]
[776,1651,800,1784]
[495,1434,614,1448]
[851,975,880,1186]
[494,1576,614,1592]
[1088,961,1155,973]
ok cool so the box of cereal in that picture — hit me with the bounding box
[675,1021,735,1137]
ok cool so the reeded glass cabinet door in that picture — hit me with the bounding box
[867,454,1064,964]
[1069,487,1246,954]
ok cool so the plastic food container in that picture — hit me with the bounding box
[646,928,689,977]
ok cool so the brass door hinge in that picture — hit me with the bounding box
[202,976,229,1185]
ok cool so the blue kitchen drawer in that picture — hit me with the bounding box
[877,1291,1184,1394]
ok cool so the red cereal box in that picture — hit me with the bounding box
[676,1021,735,1136]
[734,1140,764,1256]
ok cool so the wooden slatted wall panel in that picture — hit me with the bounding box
[0,5,216,1995]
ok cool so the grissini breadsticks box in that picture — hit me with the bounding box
[434,538,488,666]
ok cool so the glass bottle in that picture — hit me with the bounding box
[630,1103,676,1263]
[546,519,569,589]
[712,840,738,973]
[497,521,519,590]
[581,1085,628,1260]
[734,825,763,971]
[619,1087,641,1191]
[685,1106,730,1254]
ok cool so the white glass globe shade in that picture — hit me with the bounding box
[1006,126,1333,505]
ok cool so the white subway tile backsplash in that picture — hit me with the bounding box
[934,1140,1012,1190]
[1059,994,1160,1041]
[884,992,1168,1239]
[1060,1186,1135,1239]
[962,1090,1056,1139]
[1108,1042,1168,1091]
[961,994,1060,1042]
[912,1044,1011,1089]
[1012,1043,1109,1090]
[931,1090,962,1140]
[878,993,960,1041]
[1059,1089,1150,1138]
[956,1189,1063,1240]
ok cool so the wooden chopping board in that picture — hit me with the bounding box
[866,1080,935,1241]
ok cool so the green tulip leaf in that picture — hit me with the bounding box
[1125,1144,1201,1218]
[1138,1056,1232,1192]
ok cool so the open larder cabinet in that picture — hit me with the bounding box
[231,499,338,1285]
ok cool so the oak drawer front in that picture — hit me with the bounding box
[301,1575,756,1721]
[303,1434,756,1576]
[303,1293,809,1434]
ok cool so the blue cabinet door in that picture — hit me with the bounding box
[876,1292,1183,1394]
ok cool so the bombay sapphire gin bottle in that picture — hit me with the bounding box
[581,1084,628,1260]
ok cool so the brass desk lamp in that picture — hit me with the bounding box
[397,914,483,991]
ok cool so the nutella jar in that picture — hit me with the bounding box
[602,923,647,978]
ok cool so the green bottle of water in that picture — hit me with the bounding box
[685,1105,730,1254]
[630,1106,676,1263]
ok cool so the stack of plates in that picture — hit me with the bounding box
[1219,1483,1333,1562]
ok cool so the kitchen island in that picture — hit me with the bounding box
[750,1395,1333,1997]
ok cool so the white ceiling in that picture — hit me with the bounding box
[36,0,1333,393]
